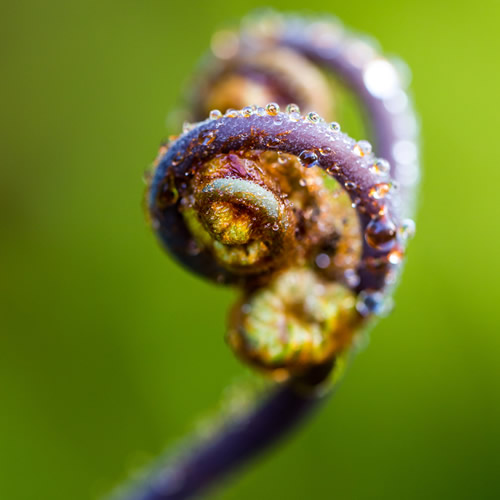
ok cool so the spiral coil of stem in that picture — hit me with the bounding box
[119,10,419,500]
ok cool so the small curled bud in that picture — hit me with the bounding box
[228,268,359,380]
[181,153,295,273]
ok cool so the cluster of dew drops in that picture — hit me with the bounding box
[181,102,416,318]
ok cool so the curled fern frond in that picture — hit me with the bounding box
[148,107,410,379]
[119,10,419,500]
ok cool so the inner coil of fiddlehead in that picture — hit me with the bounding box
[178,150,361,280]
[148,106,412,379]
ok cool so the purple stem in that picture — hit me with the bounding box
[128,380,327,500]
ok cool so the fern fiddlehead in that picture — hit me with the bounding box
[120,11,419,500]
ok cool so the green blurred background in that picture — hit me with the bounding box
[2,1,499,498]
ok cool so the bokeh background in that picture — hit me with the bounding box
[2,1,500,499]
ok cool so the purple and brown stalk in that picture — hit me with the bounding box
[117,11,419,500]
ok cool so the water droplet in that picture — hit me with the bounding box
[171,151,184,166]
[387,249,404,264]
[289,112,301,122]
[327,163,340,174]
[365,217,397,250]
[344,269,360,288]
[157,182,179,208]
[315,253,331,269]
[344,181,358,191]
[286,103,300,114]
[256,107,266,117]
[364,256,388,272]
[369,182,391,199]
[385,269,398,286]
[298,178,307,187]
[298,150,319,168]
[400,218,416,240]
[211,29,239,60]
[363,59,400,99]
[307,111,320,123]
[319,147,332,156]
[371,158,390,175]
[352,144,364,157]
[357,140,372,155]
[329,122,341,132]
[272,223,279,231]
[265,102,280,116]
[209,109,222,120]
[225,108,239,118]
[393,140,418,165]
[199,130,216,146]
[242,106,253,117]
[377,204,387,217]
[356,290,391,317]
[267,137,281,147]
[182,121,194,133]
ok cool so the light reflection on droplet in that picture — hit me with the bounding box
[345,38,376,68]
[211,30,240,60]
[393,140,418,165]
[209,109,222,120]
[363,59,400,99]
[384,89,408,114]
[315,253,331,269]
